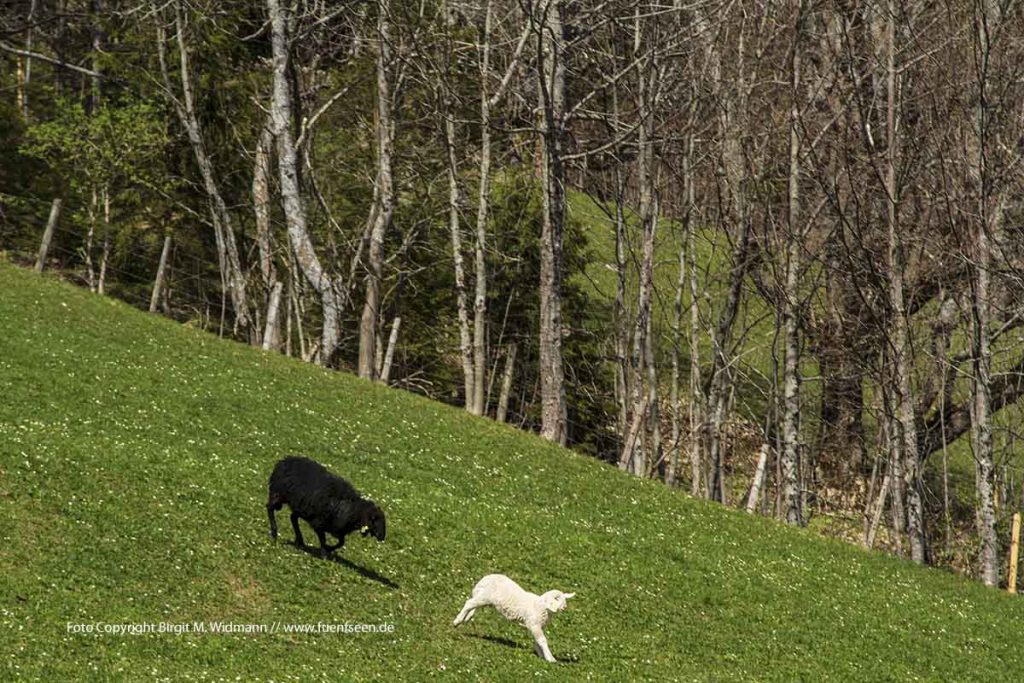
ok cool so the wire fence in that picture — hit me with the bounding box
[20,214,1024,507]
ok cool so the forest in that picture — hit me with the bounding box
[2,0,1023,588]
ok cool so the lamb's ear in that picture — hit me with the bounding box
[564,593,576,599]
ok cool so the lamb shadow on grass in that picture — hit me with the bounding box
[464,633,581,664]
[294,543,399,589]
[467,634,528,651]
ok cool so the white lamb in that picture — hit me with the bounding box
[452,573,575,663]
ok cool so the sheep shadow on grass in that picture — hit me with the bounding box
[467,633,528,651]
[293,542,399,589]
[463,633,580,664]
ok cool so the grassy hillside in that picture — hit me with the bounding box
[569,194,1022,545]
[569,191,779,418]
[1,261,1021,681]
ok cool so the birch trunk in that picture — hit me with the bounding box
[253,119,283,349]
[884,0,925,564]
[267,0,342,364]
[358,0,396,380]
[781,3,804,525]
[886,373,906,557]
[970,0,1002,587]
[612,85,630,441]
[702,12,751,504]
[253,120,275,288]
[645,299,661,478]
[379,315,401,384]
[496,342,517,423]
[866,469,891,549]
[97,187,110,296]
[669,236,686,487]
[746,444,770,514]
[20,0,37,118]
[262,281,284,351]
[536,0,567,444]
[685,142,703,497]
[85,188,97,292]
[470,0,493,417]
[443,13,476,408]
[620,15,659,475]
[446,115,475,405]
[161,2,251,338]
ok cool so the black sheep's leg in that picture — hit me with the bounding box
[325,535,346,553]
[316,529,331,558]
[290,512,306,547]
[266,493,283,539]
[267,506,278,539]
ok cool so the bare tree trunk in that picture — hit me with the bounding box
[612,85,630,442]
[19,0,38,119]
[705,215,750,505]
[746,443,770,514]
[358,0,396,380]
[781,3,804,525]
[970,0,1001,587]
[150,232,172,312]
[158,3,251,338]
[291,272,308,360]
[262,281,284,351]
[267,0,342,364]
[284,275,293,357]
[443,25,476,408]
[645,303,661,478]
[470,4,491,418]
[866,468,891,549]
[253,118,283,349]
[379,315,401,384]
[885,373,906,557]
[85,188,97,293]
[97,187,110,296]
[686,144,703,497]
[253,121,275,286]
[35,198,62,273]
[496,342,517,423]
[620,9,659,476]
[446,132,475,404]
[535,0,567,445]
[669,235,686,487]
[884,0,925,564]
[703,12,751,504]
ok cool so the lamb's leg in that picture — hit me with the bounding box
[529,625,556,663]
[452,597,486,626]
[290,512,305,547]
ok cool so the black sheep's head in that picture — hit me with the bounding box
[362,503,386,542]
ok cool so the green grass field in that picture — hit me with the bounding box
[569,191,779,422]
[1,260,1022,681]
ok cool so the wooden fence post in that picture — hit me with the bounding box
[1008,512,1021,594]
[150,233,172,312]
[34,198,63,273]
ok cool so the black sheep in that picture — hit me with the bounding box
[266,456,386,558]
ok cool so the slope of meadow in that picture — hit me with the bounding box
[1,261,1021,681]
